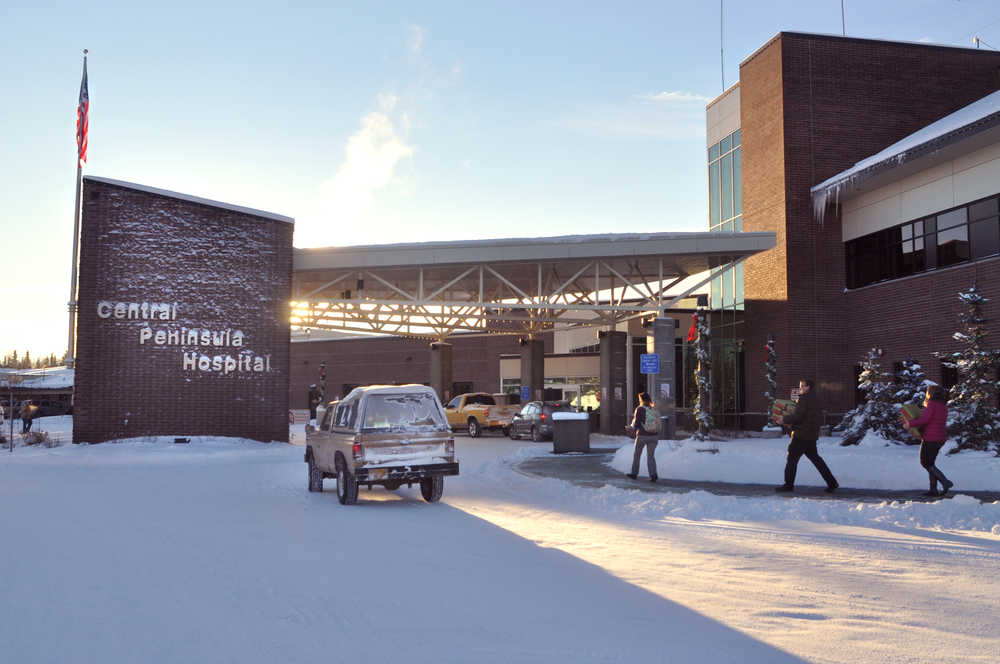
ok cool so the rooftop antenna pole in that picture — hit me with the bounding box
[841,0,846,36]
[720,0,725,90]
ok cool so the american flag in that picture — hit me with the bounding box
[76,55,89,165]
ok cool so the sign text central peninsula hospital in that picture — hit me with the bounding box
[96,299,274,374]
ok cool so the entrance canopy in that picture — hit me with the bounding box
[292,231,776,340]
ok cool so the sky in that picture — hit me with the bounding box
[2,0,1000,359]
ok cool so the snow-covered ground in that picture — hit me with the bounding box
[2,416,998,663]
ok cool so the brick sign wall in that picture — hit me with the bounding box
[74,177,292,443]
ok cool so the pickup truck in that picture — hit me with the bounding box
[305,384,459,505]
[444,392,520,438]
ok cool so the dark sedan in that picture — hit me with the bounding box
[507,401,574,441]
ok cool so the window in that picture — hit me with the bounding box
[936,208,969,268]
[707,129,744,308]
[969,199,1000,259]
[335,399,359,429]
[845,194,999,288]
[733,149,742,215]
[721,153,733,221]
[940,362,958,392]
[709,161,720,227]
[321,407,335,431]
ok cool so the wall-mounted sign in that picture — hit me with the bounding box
[640,353,659,375]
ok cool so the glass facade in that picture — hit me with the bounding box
[704,128,746,428]
[845,194,1000,289]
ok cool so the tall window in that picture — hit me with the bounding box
[707,128,744,312]
[708,129,742,234]
[706,129,746,427]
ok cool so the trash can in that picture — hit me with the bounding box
[552,412,591,453]
[658,414,674,442]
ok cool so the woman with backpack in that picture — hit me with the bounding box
[626,392,659,482]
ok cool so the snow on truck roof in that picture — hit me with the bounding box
[344,384,438,398]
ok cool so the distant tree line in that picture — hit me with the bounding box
[0,351,64,369]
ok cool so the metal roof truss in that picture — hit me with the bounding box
[292,256,745,340]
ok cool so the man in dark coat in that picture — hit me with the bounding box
[308,384,321,425]
[775,379,838,493]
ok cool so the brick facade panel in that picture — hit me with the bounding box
[740,33,1000,413]
[75,179,292,443]
[289,333,552,408]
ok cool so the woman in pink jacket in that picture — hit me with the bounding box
[902,384,954,497]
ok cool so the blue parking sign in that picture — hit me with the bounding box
[640,353,659,374]
[520,385,530,401]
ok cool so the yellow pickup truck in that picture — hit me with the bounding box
[444,392,520,437]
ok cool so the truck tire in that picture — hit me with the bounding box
[337,463,358,505]
[467,417,481,438]
[420,476,444,502]
[307,452,323,493]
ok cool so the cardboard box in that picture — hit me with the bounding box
[771,398,796,421]
[900,403,923,438]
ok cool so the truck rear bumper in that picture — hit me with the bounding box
[356,462,460,482]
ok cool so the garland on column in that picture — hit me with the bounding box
[764,334,777,426]
[692,311,713,440]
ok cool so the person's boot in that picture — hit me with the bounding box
[939,478,954,496]
[923,478,939,497]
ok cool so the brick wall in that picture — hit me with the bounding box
[289,333,552,408]
[740,33,1000,413]
[845,257,1000,387]
[74,178,293,443]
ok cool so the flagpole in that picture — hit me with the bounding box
[66,49,88,368]
[67,160,82,368]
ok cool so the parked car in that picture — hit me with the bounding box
[304,385,459,505]
[508,400,575,441]
[443,392,520,437]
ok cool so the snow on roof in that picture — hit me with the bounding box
[85,176,294,224]
[0,367,74,389]
[810,89,1000,222]
[344,384,437,398]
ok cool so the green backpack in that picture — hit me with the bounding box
[643,406,661,433]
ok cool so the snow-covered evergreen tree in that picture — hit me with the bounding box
[692,312,713,440]
[940,285,1000,453]
[764,334,778,427]
[893,358,931,406]
[838,348,902,445]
